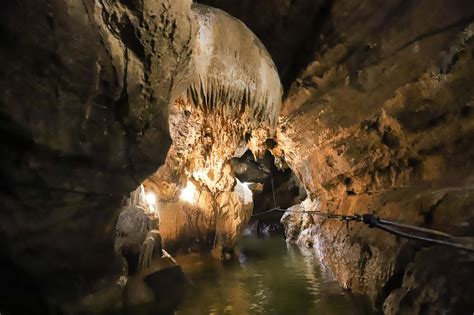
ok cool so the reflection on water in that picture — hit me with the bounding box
[176,236,373,315]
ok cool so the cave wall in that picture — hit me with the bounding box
[1,0,473,313]
[137,3,283,259]
[198,0,474,313]
[143,158,254,257]
[0,0,195,311]
[272,1,474,313]
[0,1,283,310]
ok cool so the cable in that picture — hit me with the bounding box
[252,207,284,216]
[362,213,474,253]
[378,218,454,238]
[252,208,363,222]
[374,222,474,252]
[270,174,277,209]
[250,208,474,253]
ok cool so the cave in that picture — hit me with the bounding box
[1,0,474,314]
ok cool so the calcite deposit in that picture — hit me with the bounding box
[138,4,282,258]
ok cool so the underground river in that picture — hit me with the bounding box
[174,236,373,314]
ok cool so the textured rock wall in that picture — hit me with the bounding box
[0,3,282,310]
[0,0,195,311]
[144,177,253,257]
[197,0,329,89]
[138,4,282,258]
[2,0,473,313]
[274,1,474,313]
[194,2,474,312]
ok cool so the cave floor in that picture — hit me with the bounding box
[174,236,373,315]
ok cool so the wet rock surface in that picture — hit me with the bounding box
[269,1,474,313]
[146,177,254,258]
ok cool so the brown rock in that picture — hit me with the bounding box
[0,0,195,310]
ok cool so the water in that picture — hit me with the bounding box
[175,236,373,315]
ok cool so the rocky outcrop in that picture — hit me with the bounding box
[0,0,195,311]
[67,231,185,315]
[275,1,474,313]
[232,151,306,236]
[115,206,153,257]
[168,4,282,190]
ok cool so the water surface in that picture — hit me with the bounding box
[175,236,373,315]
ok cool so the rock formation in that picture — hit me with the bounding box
[139,3,282,258]
[1,1,282,312]
[1,0,474,314]
[0,0,195,311]
[201,0,474,312]
[274,2,474,313]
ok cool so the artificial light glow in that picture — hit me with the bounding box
[145,191,157,204]
[145,191,157,212]
[180,181,197,203]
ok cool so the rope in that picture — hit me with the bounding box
[252,208,362,221]
[251,208,474,253]
[270,175,277,209]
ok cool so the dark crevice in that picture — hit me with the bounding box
[113,48,141,185]
[100,2,145,60]
[358,243,372,276]
[419,193,446,226]
[233,151,306,236]
[280,0,334,94]
[375,245,417,310]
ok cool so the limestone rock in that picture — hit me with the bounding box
[0,0,195,310]
[115,206,152,256]
[215,179,254,251]
[138,4,283,258]
[273,2,474,313]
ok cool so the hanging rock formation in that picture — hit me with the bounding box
[140,4,282,257]
[168,3,282,185]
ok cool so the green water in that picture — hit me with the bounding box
[175,236,373,315]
